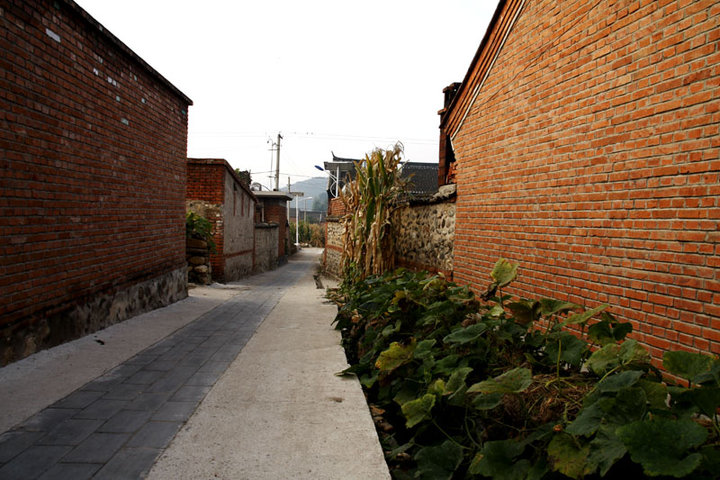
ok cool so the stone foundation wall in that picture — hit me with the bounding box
[254,224,279,273]
[0,267,187,366]
[393,202,455,276]
[187,237,212,285]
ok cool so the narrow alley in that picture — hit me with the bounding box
[0,249,389,479]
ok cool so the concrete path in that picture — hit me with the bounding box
[0,249,389,479]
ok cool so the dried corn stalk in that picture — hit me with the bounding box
[339,143,408,282]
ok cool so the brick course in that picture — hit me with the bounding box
[0,0,192,363]
[443,0,720,360]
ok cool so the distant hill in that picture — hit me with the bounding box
[281,177,328,211]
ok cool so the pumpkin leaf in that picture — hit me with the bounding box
[663,351,717,386]
[562,304,608,327]
[469,439,529,480]
[539,298,579,316]
[443,323,487,345]
[547,434,593,479]
[468,367,532,394]
[617,418,707,477]
[490,258,518,288]
[401,393,436,428]
[472,392,503,410]
[414,440,463,480]
[507,300,540,324]
[596,370,644,393]
[375,340,416,372]
[445,367,473,395]
[587,426,627,476]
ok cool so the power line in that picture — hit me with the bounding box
[190,130,436,145]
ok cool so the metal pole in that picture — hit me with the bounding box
[295,199,299,246]
[335,166,340,196]
[274,133,282,191]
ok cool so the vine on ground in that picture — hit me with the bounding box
[329,261,720,479]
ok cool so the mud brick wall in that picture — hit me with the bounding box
[447,0,720,360]
[0,0,192,365]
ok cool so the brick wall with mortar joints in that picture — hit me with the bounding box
[450,0,720,361]
[186,162,226,279]
[0,0,191,362]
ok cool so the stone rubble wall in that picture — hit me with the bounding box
[392,202,455,275]
[323,219,344,277]
[187,237,212,285]
[0,268,187,366]
[322,199,456,278]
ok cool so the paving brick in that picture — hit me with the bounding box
[151,402,197,422]
[146,367,199,394]
[126,421,182,449]
[143,360,180,372]
[185,370,223,386]
[125,392,172,412]
[170,385,211,403]
[37,462,101,480]
[52,391,104,410]
[99,410,153,434]
[196,361,231,374]
[62,433,130,463]
[16,408,79,433]
[94,447,161,480]
[37,419,103,446]
[124,369,165,385]
[0,431,44,463]
[0,445,72,480]
[74,399,129,420]
[102,383,145,401]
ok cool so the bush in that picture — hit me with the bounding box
[186,212,216,253]
[329,261,720,479]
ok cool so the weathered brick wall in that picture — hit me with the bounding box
[0,0,192,364]
[265,201,289,260]
[254,224,279,273]
[328,197,347,217]
[450,0,720,359]
[186,159,256,282]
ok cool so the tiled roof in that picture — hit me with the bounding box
[400,162,439,195]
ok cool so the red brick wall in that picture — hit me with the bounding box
[186,159,259,281]
[328,197,347,217]
[186,161,226,277]
[450,0,720,360]
[187,162,225,205]
[0,0,191,357]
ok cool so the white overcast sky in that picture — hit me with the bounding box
[75,0,497,190]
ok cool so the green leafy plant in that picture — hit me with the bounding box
[186,211,216,253]
[329,260,720,479]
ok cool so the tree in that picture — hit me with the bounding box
[234,169,251,187]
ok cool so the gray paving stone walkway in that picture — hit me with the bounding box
[0,256,310,480]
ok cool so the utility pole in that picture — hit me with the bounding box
[274,133,282,191]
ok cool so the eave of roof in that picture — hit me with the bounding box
[440,0,526,138]
[62,0,193,106]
